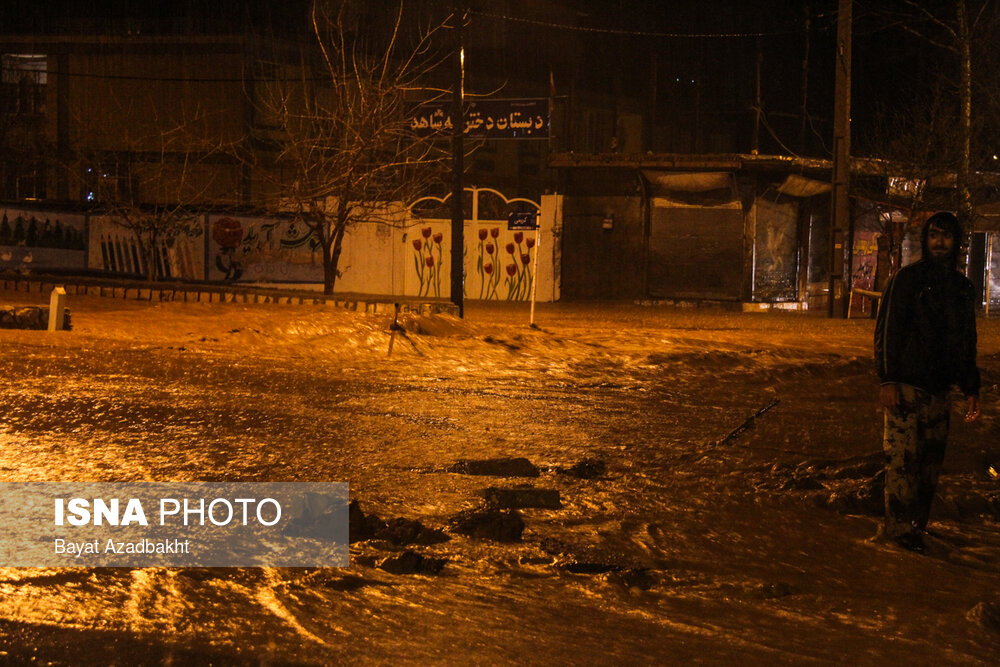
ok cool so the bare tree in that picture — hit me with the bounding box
[890,0,999,225]
[242,0,451,295]
[860,0,1000,275]
[865,79,964,270]
[71,114,227,281]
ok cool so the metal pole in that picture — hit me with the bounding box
[987,233,993,317]
[752,37,761,155]
[387,303,400,356]
[450,6,465,317]
[529,227,540,328]
[799,4,811,154]
[828,0,851,318]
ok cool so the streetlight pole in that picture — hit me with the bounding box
[450,6,466,317]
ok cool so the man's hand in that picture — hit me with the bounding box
[964,395,981,423]
[879,383,900,412]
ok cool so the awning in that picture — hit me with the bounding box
[776,174,831,197]
[642,171,733,193]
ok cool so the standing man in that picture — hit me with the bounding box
[874,211,981,553]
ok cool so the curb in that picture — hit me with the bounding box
[0,274,458,316]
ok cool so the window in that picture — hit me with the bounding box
[1,54,47,115]
[0,164,45,200]
[85,161,133,203]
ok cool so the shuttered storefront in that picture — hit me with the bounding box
[647,199,744,300]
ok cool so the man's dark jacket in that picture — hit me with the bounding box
[874,259,980,397]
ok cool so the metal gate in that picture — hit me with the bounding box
[647,200,744,300]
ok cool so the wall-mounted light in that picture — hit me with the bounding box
[602,214,614,231]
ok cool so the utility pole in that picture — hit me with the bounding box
[956,0,973,240]
[799,4,811,154]
[828,0,851,318]
[752,37,762,154]
[450,6,466,317]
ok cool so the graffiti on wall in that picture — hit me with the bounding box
[208,215,323,283]
[0,191,556,300]
[752,198,798,302]
[88,216,204,280]
[0,209,87,271]
[848,206,887,318]
[851,232,879,294]
[985,232,1000,309]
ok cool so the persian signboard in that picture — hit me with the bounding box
[408,98,549,139]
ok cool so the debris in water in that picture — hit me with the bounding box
[449,505,525,542]
[967,601,1000,634]
[377,549,447,575]
[605,568,655,591]
[825,472,885,517]
[559,457,607,479]
[349,500,448,545]
[376,517,450,546]
[449,457,540,478]
[714,398,781,446]
[561,560,621,575]
[480,485,562,509]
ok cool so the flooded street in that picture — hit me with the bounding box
[1,291,999,664]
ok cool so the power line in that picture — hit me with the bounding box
[470,9,802,39]
[2,66,334,84]
[17,69,246,83]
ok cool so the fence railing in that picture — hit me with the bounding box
[0,272,458,316]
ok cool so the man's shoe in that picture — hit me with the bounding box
[893,532,926,554]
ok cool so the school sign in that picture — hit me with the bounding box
[408,98,549,140]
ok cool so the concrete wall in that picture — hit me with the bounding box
[0,196,562,302]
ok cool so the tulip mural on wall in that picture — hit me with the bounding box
[406,222,537,301]
[407,187,541,301]
[475,226,501,299]
[472,226,536,301]
[412,226,445,297]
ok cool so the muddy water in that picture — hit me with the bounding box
[0,296,999,664]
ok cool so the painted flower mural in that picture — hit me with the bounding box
[213,217,245,280]
[412,227,444,296]
[471,224,539,301]
[213,217,243,249]
[407,198,540,301]
[476,227,504,299]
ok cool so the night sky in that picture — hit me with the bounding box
[0,0,996,162]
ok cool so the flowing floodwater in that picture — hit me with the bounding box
[0,294,999,664]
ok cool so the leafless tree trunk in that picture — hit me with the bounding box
[241,0,450,295]
[895,0,996,234]
[955,0,974,225]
